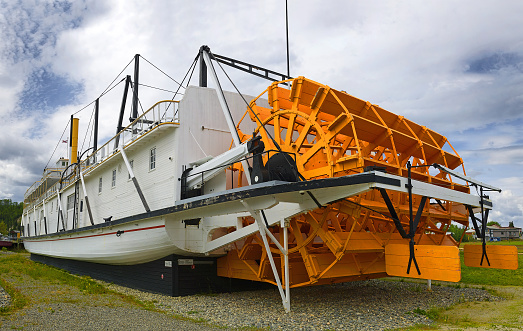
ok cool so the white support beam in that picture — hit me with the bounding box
[186,143,250,190]
[240,200,290,313]
[56,187,66,230]
[79,171,94,226]
[33,205,37,236]
[119,142,150,212]
[201,50,241,146]
[373,172,490,208]
[42,197,47,234]
[282,219,290,312]
[201,49,252,185]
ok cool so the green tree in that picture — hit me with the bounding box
[487,221,500,227]
[0,221,7,236]
[0,199,23,231]
[509,221,515,228]
[449,224,466,242]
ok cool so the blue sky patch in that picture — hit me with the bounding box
[18,67,82,114]
[467,52,523,74]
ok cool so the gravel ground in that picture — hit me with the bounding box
[0,286,10,309]
[103,279,500,330]
[0,251,502,330]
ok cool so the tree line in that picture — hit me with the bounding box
[0,199,23,236]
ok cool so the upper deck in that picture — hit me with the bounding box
[23,99,180,211]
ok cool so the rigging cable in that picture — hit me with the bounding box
[46,58,131,168]
[173,55,199,102]
[80,104,96,154]
[137,83,178,94]
[208,50,283,152]
[44,119,71,170]
[72,77,126,115]
[206,52,238,138]
[140,55,185,89]
[100,56,135,96]
[129,81,146,120]
[169,54,199,120]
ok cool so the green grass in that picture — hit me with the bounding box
[461,239,523,252]
[460,252,523,286]
[0,254,115,315]
[411,307,441,320]
[0,253,218,326]
[460,239,523,246]
[0,254,108,295]
[0,277,27,315]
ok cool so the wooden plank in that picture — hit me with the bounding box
[463,245,518,270]
[385,244,461,282]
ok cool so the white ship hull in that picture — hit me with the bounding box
[23,217,176,265]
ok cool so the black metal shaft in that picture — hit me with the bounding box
[132,54,140,120]
[94,98,99,151]
[285,0,290,78]
[118,76,131,133]
[199,47,207,87]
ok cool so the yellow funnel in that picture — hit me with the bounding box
[71,117,79,164]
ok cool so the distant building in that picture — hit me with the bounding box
[485,225,522,240]
[464,229,477,240]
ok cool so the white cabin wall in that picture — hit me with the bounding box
[175,86,257,184]
[22,85,270,236]
[82,127,178,224]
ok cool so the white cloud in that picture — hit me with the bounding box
[490,189,523,228]
[0,0,522,227]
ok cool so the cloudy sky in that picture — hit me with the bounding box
[1,0,522,227]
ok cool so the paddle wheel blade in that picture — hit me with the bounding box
[463,245,518,270]
[385,244,461,282]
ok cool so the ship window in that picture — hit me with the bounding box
[67,194,75,210]
[99,177,103,193]
[112,169,116,187]
[150,148,156,170]
[128,160,134,179]
[51,202,53,213]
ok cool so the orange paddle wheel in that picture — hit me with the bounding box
[217,77,472,286]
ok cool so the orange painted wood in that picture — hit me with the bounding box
[385,244,461,282]
[463,245,518,270]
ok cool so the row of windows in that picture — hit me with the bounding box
[24,148,158,231]
[98,147,156,193]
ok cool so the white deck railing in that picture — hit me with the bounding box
[23,100,179,212]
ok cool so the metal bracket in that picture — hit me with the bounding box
[380,161,431,275]
[466,187,491,267]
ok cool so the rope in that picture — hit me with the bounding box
[209,50,282,152]
[140,55,185,89]
[101,56,134,96]
[72,78,125,115]
[80,105,95,153]
[44,119,70,169]
[138,83,178,94]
